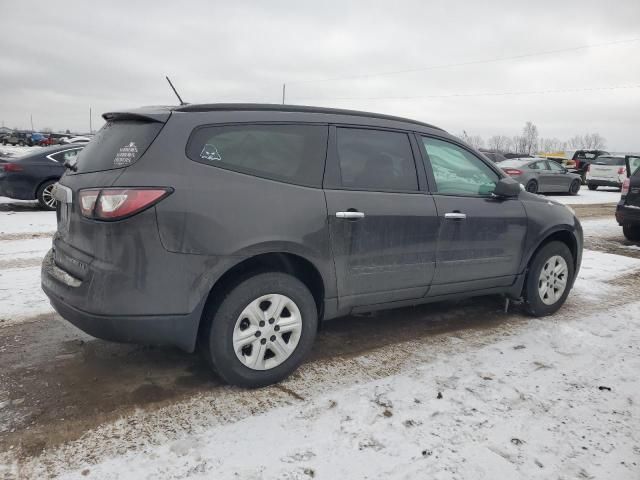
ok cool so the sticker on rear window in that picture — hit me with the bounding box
[200,144,222,162]
[114,142,139,167]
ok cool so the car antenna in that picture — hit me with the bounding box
[165,76,187,106]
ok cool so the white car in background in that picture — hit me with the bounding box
[60,136,92,144]
[586,155,627,190]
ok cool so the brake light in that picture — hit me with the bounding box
[79,187,172,220]
[618,167,626,175]
[2,163,23,172]
[502,168,523,176]
[622,178,630,196]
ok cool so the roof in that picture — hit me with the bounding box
[170,103,443,131]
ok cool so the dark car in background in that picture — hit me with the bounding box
[570,149,609,183]
[499,158,582,194]
[42,104,582,388]
[2,131,34,146]
[480,150,508,163]
[616,155,640,241]
[0,144,84,209]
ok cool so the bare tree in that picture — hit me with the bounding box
[522,121,539,155]
[540,137,564,153]
[457,131,484,149]
[487,135,510,152]
[512,135,527,154]
[584,133,606,149]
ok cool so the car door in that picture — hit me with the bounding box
[624,155,640,208]
[324,126,439,309]
[417,136,528,295]
[545,160,572,191]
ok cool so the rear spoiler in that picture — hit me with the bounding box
[102,107,172,124]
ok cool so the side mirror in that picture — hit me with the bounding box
[493,177,521,198]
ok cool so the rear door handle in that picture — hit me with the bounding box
[444,212,466,220]
[336,211,365,219]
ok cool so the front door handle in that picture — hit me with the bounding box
[444,212,467,220]
[336,211,365,219]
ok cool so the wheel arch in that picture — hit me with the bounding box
[196,251,327,341]
[521,227,579,295]
[34,176,60,199]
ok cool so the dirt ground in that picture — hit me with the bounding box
[0,200,636,475]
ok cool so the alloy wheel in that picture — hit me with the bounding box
[538,255,568,305]
[42,184,57,209]
[232,294,303,371]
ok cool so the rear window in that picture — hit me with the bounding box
[73,120,163,174]
[187,124,328,187]
[594,157,625,166]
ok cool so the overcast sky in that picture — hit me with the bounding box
[1,0,639,150]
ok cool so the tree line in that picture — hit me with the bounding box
[458,122,606,155]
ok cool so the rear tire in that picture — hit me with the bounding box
[525,180,538,194]
[587,184,598,191]
[569,180,580,196]
[37,180,57,211]
[623,225,640,242]
[201,272,318,388]
[523,241,574,317]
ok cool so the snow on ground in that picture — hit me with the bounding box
[573,249,640,299]
[546,187,621,205]
[0,237,51,262]
[0,145,40,158]
[0,209,56,236]
[0,267,51,326]
[54,300,640,480]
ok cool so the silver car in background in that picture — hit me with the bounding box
[499,158,582,195]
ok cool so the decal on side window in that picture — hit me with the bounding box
[200,144,222,162]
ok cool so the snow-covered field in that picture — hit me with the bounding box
[0,196,639,479]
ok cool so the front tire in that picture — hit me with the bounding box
[202,272,318,388]
[523,241,574,317]
[623,225,640,242]
[569,180,580,196]
[37,180,58,210]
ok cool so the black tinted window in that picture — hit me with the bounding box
[336,128,418,191]
[187,124,328,187]
[74,121,163,173]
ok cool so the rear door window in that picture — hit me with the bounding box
[49,148,82,164]
[335,128,418,191]
[187,124,328,187]
[74,120,163,173]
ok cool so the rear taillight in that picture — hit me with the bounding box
[622,178,630,196]
[618,167,626,175]
[2,163,23,172]
[79,187,172,221]
[502,168,523,176]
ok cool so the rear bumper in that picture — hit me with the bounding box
[41,249,205,352]
[587,179,622,188]
[616,203,640,227]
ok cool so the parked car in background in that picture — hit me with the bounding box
[586,155,627,190]
[2,131,34,146]
[42,104,582,388]
[480,150,508,163]
[39,135,58,147]
[60,136,92,144]
[499,158,582,194]
[568,149,609,184]
[616,155,640,241]
[504,153,534,159]
[0,144,84,209]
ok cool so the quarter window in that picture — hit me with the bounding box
[336,128,418,191]
[187,124,328,187]
[421,137,499,195]
[50,148,81,164]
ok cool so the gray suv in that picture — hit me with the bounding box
[42,104,583,388]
